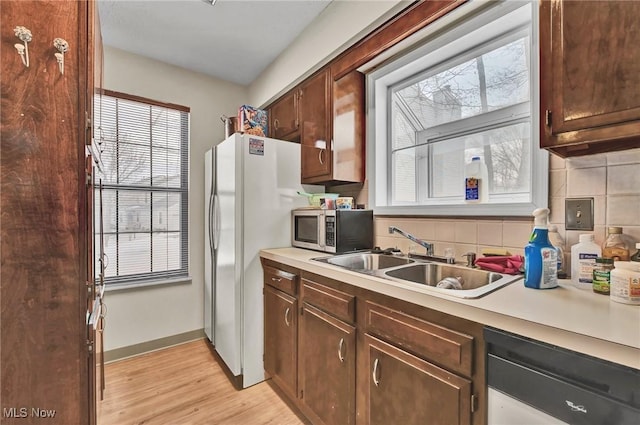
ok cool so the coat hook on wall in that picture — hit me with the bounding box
[14,26,32,67]
[53,38,69,75]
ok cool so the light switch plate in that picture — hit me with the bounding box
[565,198,594,230]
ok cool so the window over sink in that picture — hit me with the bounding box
[367,0,548,216]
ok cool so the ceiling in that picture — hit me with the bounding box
[97,0,332,86]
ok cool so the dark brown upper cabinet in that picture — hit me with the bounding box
[300,69,332,182]
[540,0,640,157]
[270,89,300,141]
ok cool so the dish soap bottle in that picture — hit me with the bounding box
[524,208,558,289]
[548,225,567,279]
[464,156,489,203]
[570,234,601,290]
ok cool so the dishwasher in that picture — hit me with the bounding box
[485,327,640,424]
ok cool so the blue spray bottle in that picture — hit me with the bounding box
[524,208,558,289]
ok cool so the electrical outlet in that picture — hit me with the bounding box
[565,198,594,231]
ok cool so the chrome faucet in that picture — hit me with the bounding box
[388,226,434,256]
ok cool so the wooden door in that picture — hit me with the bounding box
[300,69,331,181]
[540,0,640,155]
[270,90,299,141]
[363,334,472,425]
[1,1,92,424]
[300,303,356,425]
[264,285,298,400]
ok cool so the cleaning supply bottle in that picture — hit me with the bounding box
[570,234,601,290]
[548,225,567,279]
[464,156,489,203]
[524,208,558,289]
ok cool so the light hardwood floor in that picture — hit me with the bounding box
[99,339,308,425]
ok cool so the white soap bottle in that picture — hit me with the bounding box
[570,234,601,289]
[464,156,489,203]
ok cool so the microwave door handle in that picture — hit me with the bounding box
[318,213,326,248]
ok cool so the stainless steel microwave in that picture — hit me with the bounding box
[291,209,373,254]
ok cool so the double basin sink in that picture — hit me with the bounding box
[313,252,522,299]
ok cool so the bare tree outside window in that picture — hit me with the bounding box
[391,32,531,201]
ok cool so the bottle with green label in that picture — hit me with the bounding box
[592,257,614,295]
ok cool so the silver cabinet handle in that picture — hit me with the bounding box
[271,277,282,282]
[372,358,380,386]
[284,307,291,327]
[273,118,279,130]
[338,338,345,362]
[318,148,325,165]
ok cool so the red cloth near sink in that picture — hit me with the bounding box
[475,255,524,275]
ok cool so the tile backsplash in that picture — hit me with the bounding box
[329,148,640,270]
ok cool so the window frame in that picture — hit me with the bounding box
[96,90,190,287]
[366,0,548,217]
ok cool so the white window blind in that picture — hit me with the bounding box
[95,91,189,285]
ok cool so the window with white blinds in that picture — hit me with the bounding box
[95,91,189,285]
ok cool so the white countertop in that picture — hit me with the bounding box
[261,247,640,369]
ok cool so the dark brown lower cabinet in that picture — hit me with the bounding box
[364,334,472,425]
[300,304,356,425]
[264,285,298,400]
[262,263,484,425]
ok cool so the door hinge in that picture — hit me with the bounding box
[471,394,478,413]
[85,111,92,131]
[86,172,92,186]
[300,389,304,399]
[300,306,304,316]
[87,340,94,354]
[545,109,552,127]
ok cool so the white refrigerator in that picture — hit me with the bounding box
[204,133,319,388]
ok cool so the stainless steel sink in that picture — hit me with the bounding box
[315,252,415,272]
[312,252,522,298]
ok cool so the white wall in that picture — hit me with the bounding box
[102,46,247,350]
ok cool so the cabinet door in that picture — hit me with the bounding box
[540,0,640,155]
[264,285,298,400]
[270,90,299,141]
[300,69,332,181]
[331,70,365,183]
[300,303,356,425]
[363,334,472,425]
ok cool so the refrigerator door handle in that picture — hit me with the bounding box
[208,192,215,253]
[213,193,221,250]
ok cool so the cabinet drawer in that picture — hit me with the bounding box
[264,265,297,296]
[364,301,474,377]
[302,278,355,323]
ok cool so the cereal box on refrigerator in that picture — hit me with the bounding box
[238,105,268,137]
